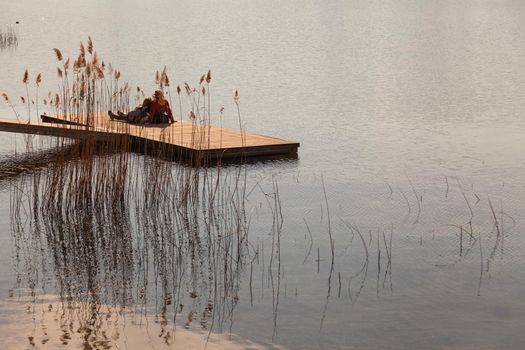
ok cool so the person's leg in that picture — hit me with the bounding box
[128,107,142,123]
[126,108,142,123]
[152,113,161,124]
[108,110,126,121]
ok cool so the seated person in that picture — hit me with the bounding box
[147,90,175,124]
[108,97,153,124]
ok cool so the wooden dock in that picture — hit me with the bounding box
[0,113,299,163]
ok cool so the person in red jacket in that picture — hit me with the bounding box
[147,90,175,124]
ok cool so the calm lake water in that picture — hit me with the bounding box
[1,0,525,349]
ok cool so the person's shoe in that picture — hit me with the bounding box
[108,111,117,120]
[117,111,126,118]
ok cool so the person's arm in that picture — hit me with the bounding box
[165,102,174,122]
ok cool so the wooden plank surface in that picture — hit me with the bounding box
[0,113,299,161]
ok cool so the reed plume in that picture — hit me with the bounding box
[36,73,42,118]
[79,42,85,57]
[53,48,63,61]
[94,65,104,79]
[87,36,93,55]
[22,69,31,122]
[162,67,170,87]
[92,51,99,67]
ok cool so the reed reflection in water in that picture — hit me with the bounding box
[7,131,283,349]
[0,24,18,50]
[5,135,525,349]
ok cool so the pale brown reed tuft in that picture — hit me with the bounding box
[161,66,169,87]
[94,65,104,79]
[87,36,93,54]
[53,48,63,61]
[22,69,29,84]
[79,41,85,57]
[92,51,99,67]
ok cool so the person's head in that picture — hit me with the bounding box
[153,90,165,101]
[142,97,153,108]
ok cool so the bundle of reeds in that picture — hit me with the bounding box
[6,36,258,347]
[0,24,18,49]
